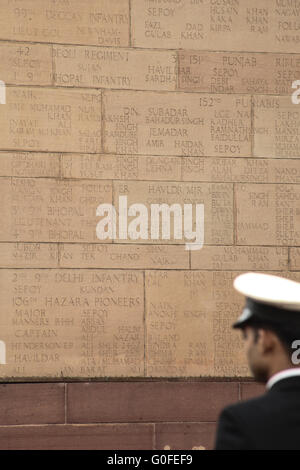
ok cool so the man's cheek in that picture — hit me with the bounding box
[247,344,256,363]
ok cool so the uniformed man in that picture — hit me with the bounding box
[214,272,300,450]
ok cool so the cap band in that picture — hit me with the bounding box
[246,298,300,322]
[233,297,300,329]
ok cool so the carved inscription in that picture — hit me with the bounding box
[0,0,299,382]
[0,43,52,85]
[0,269,144,378]
[0,0,129,46]
[104,91,251,157]
[0,178,112,242]
[113,180,234,245]
[132,0,300,52]
[0,152,60,178]
[60,244,189,269]
[61,154,181,181]
[0,243,59,268]
[0,87,102,152]
[145,270,249,377]
[236,183,300,246]
[53,46,177,91]
[178,52,300,95]
[191,245,288,270]
[182,157,300,184]
[145,270,300,377]
[254,95,300,158]
[290,248,300,270]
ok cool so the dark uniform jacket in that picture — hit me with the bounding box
[214,375,300,450]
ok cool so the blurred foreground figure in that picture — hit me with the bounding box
[215,272,300,450]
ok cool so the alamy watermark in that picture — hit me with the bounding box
[291,340,300,365]
[0,341,6,365]
[291,80,300,105]
[96,196,204,250]
[0,80,6,105]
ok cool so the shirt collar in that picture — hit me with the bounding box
[266,367,300,390]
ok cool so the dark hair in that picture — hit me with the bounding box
[243,320,300,358]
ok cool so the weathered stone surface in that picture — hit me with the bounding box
[0,87,102,153]
[0,269,144,379]
[132,0,300,53]
[191,245,288,271]
[103,91,251,157]
[145,270,300,378]
[113,180,234,245]
[236,183,300,246]
[0,243,59,268]
[178,51,300,95]
[182,157,300,184]
[61,154,181,181]
[60,243,189,269]
[0,43,52,85]
[0,0,129,46]
[53,46,176,91]
[253,95,300,158]
[145,270,249,377]
[0,178,112,243]
[0,153,60,178]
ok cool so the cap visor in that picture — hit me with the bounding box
[232,318,250,329]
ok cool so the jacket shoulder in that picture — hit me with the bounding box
[220,391,280,425]
[214,393,272,450]
[223,392,268,412]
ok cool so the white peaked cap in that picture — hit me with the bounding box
[232,272,300,328]
[233,272,300,311]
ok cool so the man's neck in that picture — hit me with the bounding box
[266,366,300,390]
[266,360,297,383]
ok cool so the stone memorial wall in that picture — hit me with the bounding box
[0,0,299,450]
